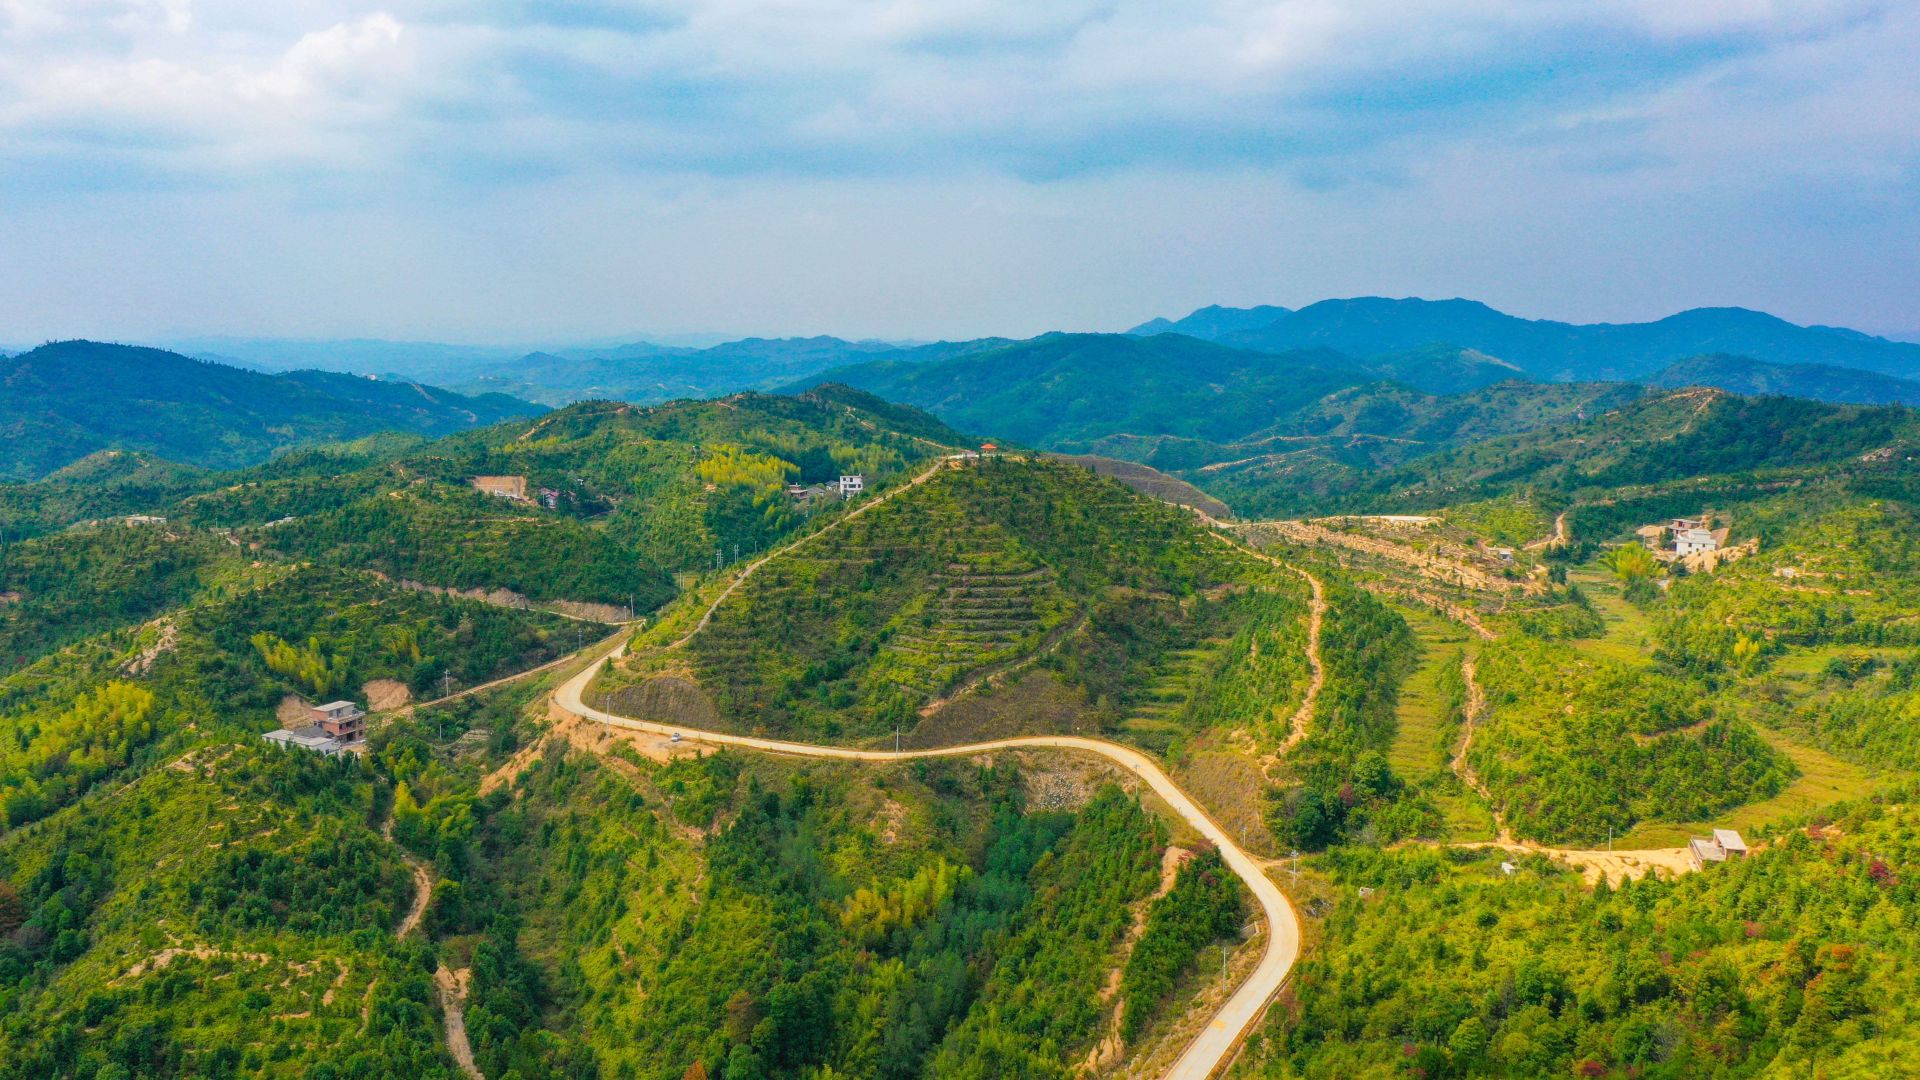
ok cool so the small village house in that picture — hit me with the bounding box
[786,482,838,508]
[838,474,865,498]
[1640,514,1726,558]
[263,699,368,756]
[1686,829,1749,870]
[1674,527,1719,556]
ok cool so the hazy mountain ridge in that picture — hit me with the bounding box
[128,297,1920,413]
[1140,296,1920,381]
[1649,353,1920,405]
[0,340,543,481]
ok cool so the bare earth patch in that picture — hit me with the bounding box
[905,670,1096,749]
[480,703,709,797]
[435,965,483,1080]
[276,694,313,729]
[364,678,411,711]
[120,616,179,677]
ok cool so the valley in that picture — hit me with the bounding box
[1,342,1917,1079]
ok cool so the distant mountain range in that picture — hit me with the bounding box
[1129,297,1920,382]
[0,340,542,481]
[791,332,1637,455]
[1648,354,1920,405]
[143,297,1920,413]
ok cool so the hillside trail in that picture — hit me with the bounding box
[390,633,624,718]
[381,807,434,939]
[435,965,483,1080]
[1523,512,1569,552]
[1444,653,1695,883]
[552,650,1302,1080]
[1195,524,1326,777]
[917,608,1089,718]
[1448,656,1510,845]
[382,801,479,1076]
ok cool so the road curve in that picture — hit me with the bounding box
[553,652,1301,1080]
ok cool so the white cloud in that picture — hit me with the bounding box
[0,1,1901,182]
[0,1,1912,339]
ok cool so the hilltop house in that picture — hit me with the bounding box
[1686,829,1749,870]
[786,482,838,508]
[263,699,368,757]
[1674,527,1719,556]
[1640,516,1726,559]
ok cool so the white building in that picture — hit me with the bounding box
[1686,829,1749,870]
[838,474,865,498]
[262,700,367,756]
[1674,527,1719,556]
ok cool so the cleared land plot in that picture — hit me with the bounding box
[1120,638,1234,752]
[1615,725,1891,847]
[1769,643,1912,678]
[1566,565,1658,666]
[1047,453,1232,519]
[1388,606,1499,841]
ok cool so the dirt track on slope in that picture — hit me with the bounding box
[553,651,1303,1080]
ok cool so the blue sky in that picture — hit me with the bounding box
[1,0,1916,343]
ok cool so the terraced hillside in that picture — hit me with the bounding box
[0,743,455,1078]
[596,456,1303,745]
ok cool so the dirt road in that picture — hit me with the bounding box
[435,965,483,1080]
[553,651,1301,1080]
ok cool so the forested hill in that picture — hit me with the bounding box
[1649,353,1920,405]
[793,332,1377,447]
[0,340,543,481]
[1134,297,1920,382]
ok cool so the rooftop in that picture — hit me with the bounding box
[264,725,347,754]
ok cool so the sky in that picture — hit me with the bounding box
[1,1,1916,344]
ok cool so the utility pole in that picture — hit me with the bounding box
[895,725,902,754]
[1290,849,1300,883]
[1219,942,1229,987]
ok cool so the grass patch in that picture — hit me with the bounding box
[1386,607,1498,842]
[1614,725,1892,847]
[1565,564,1658,666]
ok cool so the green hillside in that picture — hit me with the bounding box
[0,562,570,830]
[1245,794,1920,1078]
[808,332,1369,449]
[0,743,454,1079]
[1201,297,1920,381]
[1651,353,1920,405]
[8,366,1920,1080]
[0,341,542,481]
[599,456,1290,745]
[460,742,1234,1080]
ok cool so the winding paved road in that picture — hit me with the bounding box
[553,651,1302,1080]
